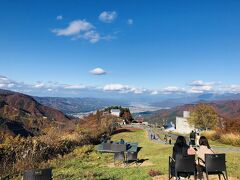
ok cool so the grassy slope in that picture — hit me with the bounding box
[50,129,240,180]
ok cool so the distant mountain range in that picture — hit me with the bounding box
[34,97,128,114]
[2,88,240,137]
[0,89,71,137]
[150,93,240,108]
[146,100,240,125]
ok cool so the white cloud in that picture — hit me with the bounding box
[64,85,86,90]
[34,83,45,88]
[218,84,240,93]
[56,15,63,20]
[103,83,145,94]
[99,11,117,23]
[103,84,127,92]
[90,68,107,75]
[3,74,240,97]
[162,86,185,94]
[83,30,100,43]
[188,80,214,93]
[52,19,113,43]
[0,75,16,88]
[151,90,159,95]
[127,19,133,25]
[52,20,94,36]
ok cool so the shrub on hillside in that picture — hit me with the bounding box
[148,169,163,177]
[201,130,220,141]
[0,113,114,177]
[224,118,240,134]
[202,130,240,147]
[219,133,240,146]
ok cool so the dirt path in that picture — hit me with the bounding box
[124,124,240,153]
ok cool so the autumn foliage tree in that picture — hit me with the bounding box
[188,104,218,130]
[223,118,240,133]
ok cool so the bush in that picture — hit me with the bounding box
[219,133,240,146]
[201,130,220,141]
[0,113,114,177]
[148,169,163,177]
[202,130,240,147]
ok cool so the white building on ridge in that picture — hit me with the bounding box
[110,109,121,117]
[175,111,194,134]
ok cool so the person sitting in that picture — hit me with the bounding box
[106,137,112,144]
[100,134,107,143]
[197,136,214,165]
[119,139,125,144]
[196,136,214,179]
[188,144,196,155]
[170,136,193,178]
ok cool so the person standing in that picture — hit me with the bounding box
[195,132,200,146]
[164,135,168,144]
[168,135,172,145]
[190,130,196,146]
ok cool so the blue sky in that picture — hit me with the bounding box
[1,0,240,97]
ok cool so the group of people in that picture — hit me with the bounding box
[150,133,156,140]
[171,135,214,179]
[164,134,172,145]
[100,133,110,143]
[190,130,201,146]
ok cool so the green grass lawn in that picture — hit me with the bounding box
[50,129,240,180]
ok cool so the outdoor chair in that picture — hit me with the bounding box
[23,168,52,180]
[114,152,125,166]
[169,155,196,180]
[125,151,138,166]
[198,154,228,180]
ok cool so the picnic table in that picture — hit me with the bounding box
[97,142,138,153]
[97,141,139,165]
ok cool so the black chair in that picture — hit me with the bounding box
[201,154,228,180]
[127,151,138,161]
[114,152,125,165]
[126,151,138,166]
[169,155,196,180]
[23,168,52,180]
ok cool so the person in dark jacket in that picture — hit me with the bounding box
[119,139,125,144]
[190,130,196,145]
[171,136,190,177]
[100,134,107,143]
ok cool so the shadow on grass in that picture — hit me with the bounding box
[137,158,149,163]
[137,147,142,153]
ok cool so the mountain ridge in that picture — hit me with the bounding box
[0,89,71,137]
[146,100,240,125]
[34,96,128,114]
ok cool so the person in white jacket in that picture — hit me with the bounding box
[195,132,200,146]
